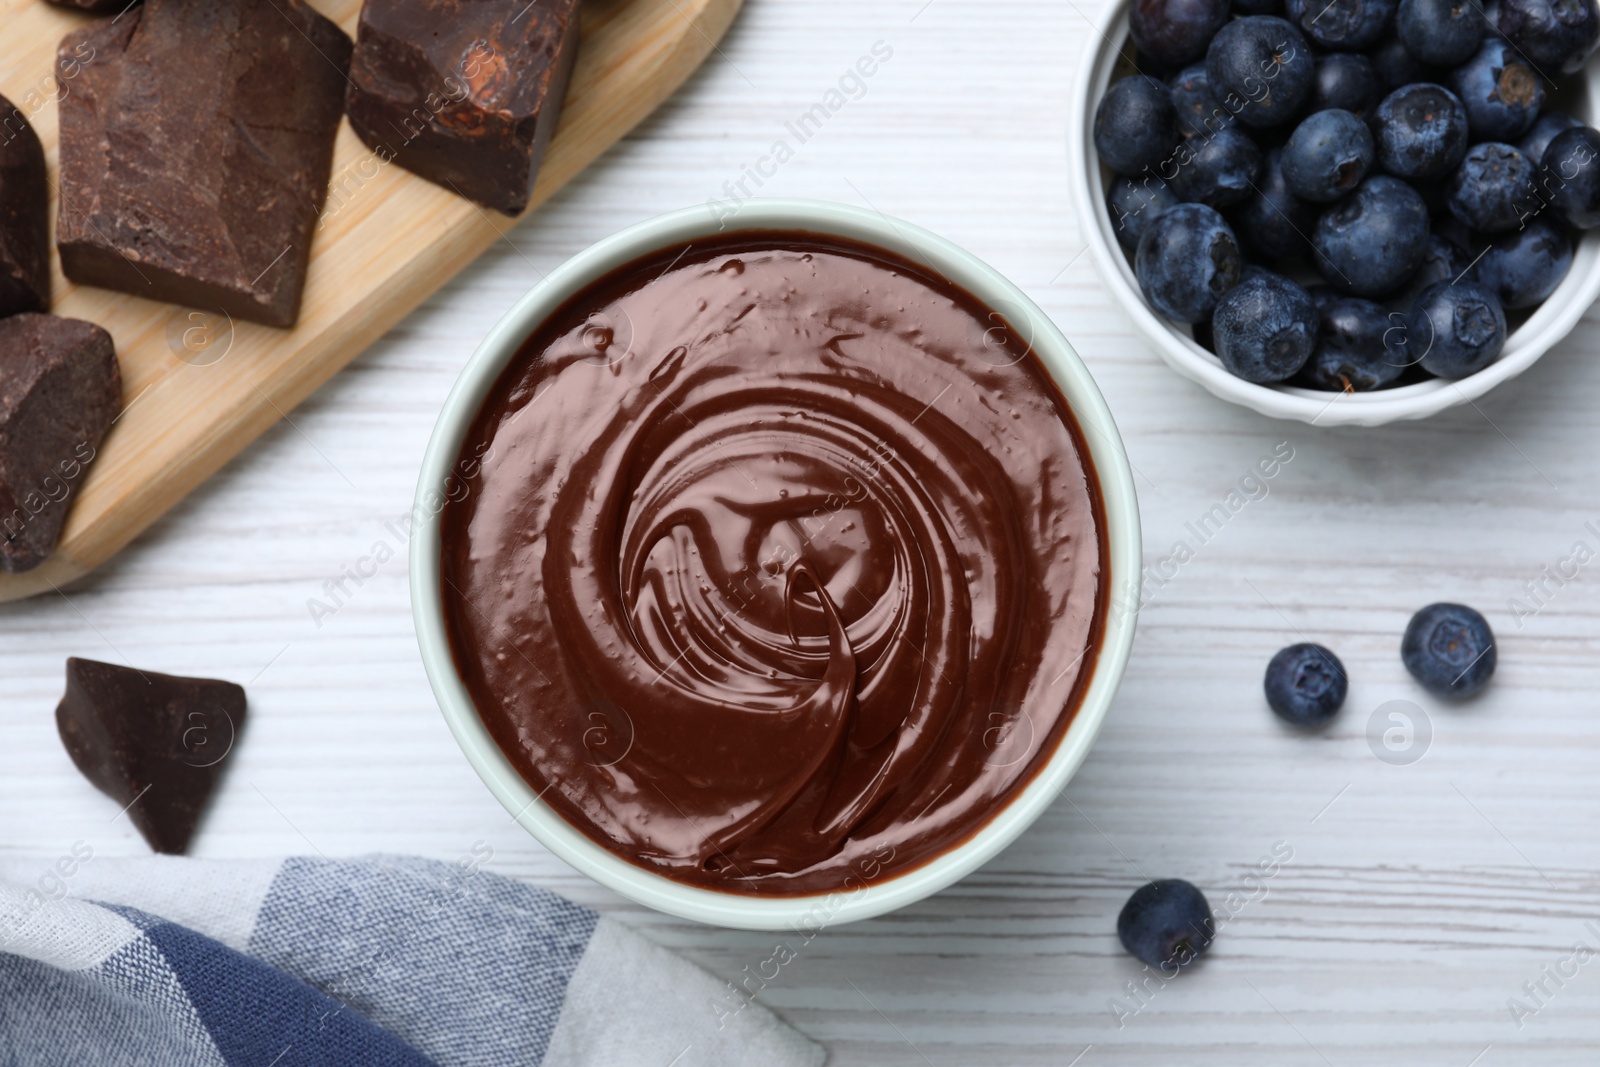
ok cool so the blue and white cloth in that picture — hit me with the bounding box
[0,855,823,1067]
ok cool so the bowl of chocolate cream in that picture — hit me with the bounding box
[411,199,1141,930]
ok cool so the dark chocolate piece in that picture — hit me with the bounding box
[0,314,120,573]
[0,94,50,318]
[57,658,247,855]
[56,0,352,328]
[345,0,582,216]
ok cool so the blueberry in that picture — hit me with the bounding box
[1234,147,1320,259]
[1313,176,1431,295]
[1372,83,1470,179]
[1206,17,1315,129]
[1310,53,1383,117]
[1302,296,1409,388]
[1264,643,1348,725]
[1212,270,1319,381]
[1402,232,1478,303]
[1118,880,1215,971]
[1307,282,1343,311]
[1137,203,1245,321]
[1447,142,1538,233]
[1132,0,1234,67]
[1109,176,1182,252]
[1096,75,1183,177]
[1171,125,1264,206]
[1483,215,1574,306]
[1396,0,1487,64]
[1287,0,1397,49]
[1171,63,1234,138]
[1283,109,1375,202]
[1449,39,1545,143]
[1406,280,1507,376]
[1498,0,1600,75]
[1370,33,1439,90]
[1519,110,1582,162]
[1402,602,1497,698]
[1541,125,1600,228]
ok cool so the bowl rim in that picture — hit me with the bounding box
[1066,0,1600,427]
[409,197,1143,930]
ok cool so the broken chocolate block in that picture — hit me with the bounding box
[57,658,247,855]
[56,0,352,328]
[345,0,582,216]
[0,314,120,574]
[0,94,49,318]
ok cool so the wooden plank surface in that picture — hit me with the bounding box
[0,0,744,603]
[4,0,1600,1063]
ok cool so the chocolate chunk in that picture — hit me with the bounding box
[56,0,352,328]
[57,658,247,855]
[0,314,120,573]
[345,0,582,216]
[0,94,49,318]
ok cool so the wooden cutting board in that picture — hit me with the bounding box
[0,0,744,604]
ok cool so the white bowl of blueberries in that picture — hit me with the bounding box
[1069,0,1600,424]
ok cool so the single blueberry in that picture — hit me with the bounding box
[1310,53,1384,117]
[1206,16,1315,128]
[1118,880,1215,971]
[1406,280,1507,376]
[1172,63,1234,137]
[1212,270,1319,381]
[1234,146,1320,259]
[1396,0,1487,64]
[1401,232,1479,303]
[1541,125,1600,229]
[1402,602,1497,698]
[1283,109,1375,202]
[1109,176,1182,252]
[1137,203,1245,322]
[1170,125,1265,206]
[1449,39,1545,143]
[1498,0,1600,75]
[1302,296,1409,389]
[1313,175,1431,295]
[1132,0,1234,67]
[1519,110,1582,163]
[1447,142,1538,233]
[1369,33,1442,89]
[1307,283,1343,311]
[1287,0,1397,49]
[1096,75,1183,177]
[1264,643,1349,725]
[1372,83,1470,179]
[1483,215,1574,307]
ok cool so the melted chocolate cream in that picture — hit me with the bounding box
[441,233,1107,896]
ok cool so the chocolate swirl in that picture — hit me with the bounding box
[442,235,1106,895]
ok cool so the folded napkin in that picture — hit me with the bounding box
[0,854,823,1067]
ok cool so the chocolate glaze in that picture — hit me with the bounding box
[441,233,1108,896]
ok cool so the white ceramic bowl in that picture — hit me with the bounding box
[1068,0,1600,426]
[410,198,1142,930]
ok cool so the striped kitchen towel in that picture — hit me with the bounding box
[0,854,824,1067]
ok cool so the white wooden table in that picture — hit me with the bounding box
[5,1,1600,1062]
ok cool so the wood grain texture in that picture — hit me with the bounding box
[3,0,1600,1063]
[0,0,743,603]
